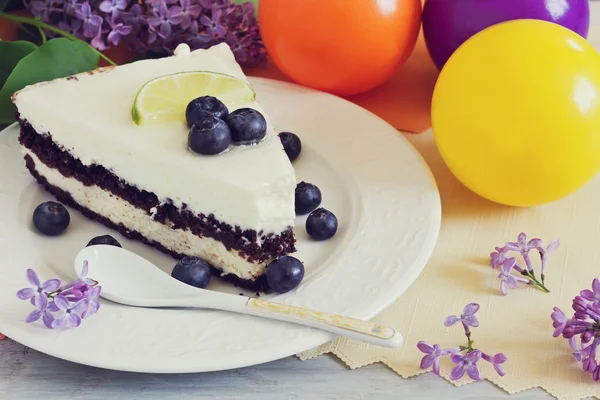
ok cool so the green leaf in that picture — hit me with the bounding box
[0,40,37,89]
[0,38,99,123]
[0,0,10,11]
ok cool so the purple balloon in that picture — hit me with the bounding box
[423,0,590,70]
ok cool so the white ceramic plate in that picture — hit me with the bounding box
[0,78,440,373]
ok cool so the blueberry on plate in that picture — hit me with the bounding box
[295,182,322,215]
[225,108,267,144]
[87,235,121,247]
[279,132,302,162]
[186,96,229,127]
[188,111,231,155]
[32,201,70,236]
[172,256,212,289]
[306,208,338,240]
[266,256,304,294]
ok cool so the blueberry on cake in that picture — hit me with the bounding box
[13,43,296,291]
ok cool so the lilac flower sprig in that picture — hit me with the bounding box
[490,232,559,295]
[20,0,266,66]
[418,303,507,381]
[552,279,600,381]
[16,261,101,329]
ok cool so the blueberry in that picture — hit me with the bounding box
[87,235,121,247]
[32,201,70,236]
[279,132,302,162]
[225,108,267,144]
[172,256,212,289]
[188,112,231,155]
[306,208,338,240]
[266,256,304,294]
[295,182,322,215]
[186,96,229,127]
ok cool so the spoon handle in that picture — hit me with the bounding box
[160,294,402,348]
[243,298,402,348]
[141,294,402,347]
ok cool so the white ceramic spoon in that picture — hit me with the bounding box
[74,245,403,348]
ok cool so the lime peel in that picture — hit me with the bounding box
[131,71,256,125]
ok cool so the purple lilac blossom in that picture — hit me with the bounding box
[552,279,600,381]
[30,0,54,21]
[42,305,56,329]
[81,285,102,318]
[51,296,88,329]
[148,2,182,39]
[498,258,530,296]
[481,352,507,376]
[60,0,80,16]
[75,1,104,38]
[569,336,586,361]
[107,21,133,46]
[580,278,600,309]
[417,341,459,375]
[490,233,558,294]
[200,6,226,38]
[506,232,542,256]
[16,269,60,308]
[506,232,542,273]
[419,303,507,381]
[170,0,202,30]
[593,365,600,381]
[583,356,597,373]
[25,293,48,323]
[226,31,251,63]
[91,32,108,50]
[572,296,600,323]
[551,307,568,337]
[199,0,227,8]
[120,4,147,34]
[62,281,91,301]
[99,0,127,17]
[16,264,101,330]
[78,260,96,285]
[450,351,482,381]
[444,303,479,337]
[537,239,559,277]
[490,246,510,269]
[185,20,211,48]
[26,0,266,66]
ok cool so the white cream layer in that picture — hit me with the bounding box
[14,43,295,235]
[25,149,268,281]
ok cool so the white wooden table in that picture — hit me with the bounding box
[2,4,600,400]
[0,337,568,399]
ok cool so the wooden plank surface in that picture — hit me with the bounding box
[0,337,574,400]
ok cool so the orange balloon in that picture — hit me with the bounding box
[259,0,422,96]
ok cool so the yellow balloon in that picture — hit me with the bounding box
[432,19,600,207]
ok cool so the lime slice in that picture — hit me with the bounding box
[132,71,256,125]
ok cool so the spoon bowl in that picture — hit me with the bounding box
[75,245,218,305]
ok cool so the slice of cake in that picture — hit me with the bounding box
[13,43,296,291]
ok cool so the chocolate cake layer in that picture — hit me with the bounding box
[18,116,296,264]
[24,154,269,291]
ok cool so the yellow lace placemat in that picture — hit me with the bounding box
[298,127,600,400]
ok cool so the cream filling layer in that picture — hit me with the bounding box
[25,149,267,281]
